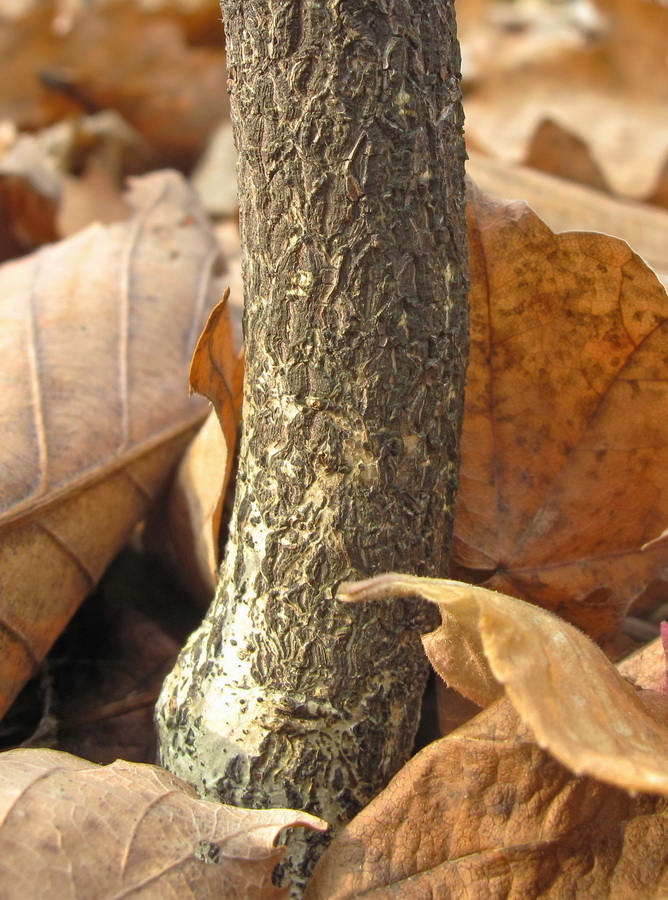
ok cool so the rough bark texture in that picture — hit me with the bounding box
[157,0,468,892]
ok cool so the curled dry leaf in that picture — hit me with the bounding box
[618,636,668,727]
[307,574,668,898]
[0,170,222,719]
[455,181,668,655]
[304,697,668,900]
[143,221,245,606]
[0,112,139,260]
[189,288,240,445]
[339,574,668,796]
[0,137,60,260]
[0,748,326,899]
[144,290,243,606]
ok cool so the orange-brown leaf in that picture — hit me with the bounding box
[143,213,244,604]
[304,697,668,900]
[453,181,668,654]
[0,170,221,718]
[309,574,668,898]
[189,289,241,556]
[0,748,326,899]
[189,288,240,440]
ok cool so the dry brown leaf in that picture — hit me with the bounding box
[0,169,222,719]
[453,181,668,654]
[189,289,239,445]
[461,0,668,204]
[340,574,668,795]
[0,748,326,899]
[144,289,243,606]
[618,636,668,726]
[467,151,668,279]
[303,696,668,900]
[129,223,243,607]
[307,575,668,897]
[0,1,228,170]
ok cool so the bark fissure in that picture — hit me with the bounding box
[157,0,468,892]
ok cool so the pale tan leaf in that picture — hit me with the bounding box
[146,410,230,605]
[192,120,239,219]
[0,748,326,899]
[339,574,668,796]
[0,170,221,718]
[619,635,668,701]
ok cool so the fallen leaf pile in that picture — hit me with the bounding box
[460,0,668,206]
[1,0,668,896]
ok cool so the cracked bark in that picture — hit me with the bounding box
[157,0,468,893]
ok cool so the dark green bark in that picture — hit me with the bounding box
[157,0,468,892]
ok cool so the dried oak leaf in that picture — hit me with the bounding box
[303,574,668,899]
[0,748,325,899]
[0,170,222,719]
[454,181,668,655]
